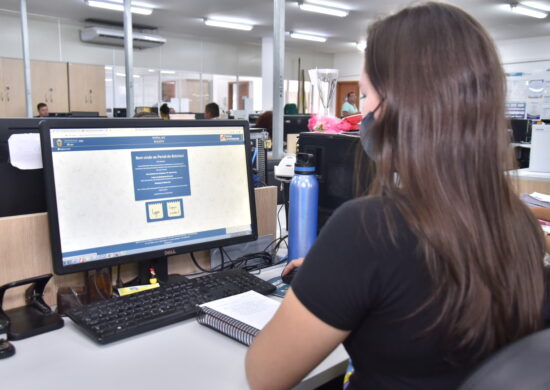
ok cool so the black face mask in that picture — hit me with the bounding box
[360,109,378,160]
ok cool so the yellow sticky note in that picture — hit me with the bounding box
[118,283,160,296]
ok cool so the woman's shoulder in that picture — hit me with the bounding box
[329,196,413,247]
[335,196,395,221]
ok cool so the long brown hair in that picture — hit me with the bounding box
[365,2,546,360]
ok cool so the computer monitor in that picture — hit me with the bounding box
[249,113,260,125]
[113,108,127,118]
[298,131,373,230]
[0,118,46,217]
[284,115,311,138]
[509,119,531,143]
[40,119,258,275]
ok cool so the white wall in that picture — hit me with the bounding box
[498,35,550,65]
[0,11,333,78]
[333,51,363,81]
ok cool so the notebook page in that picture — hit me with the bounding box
[200,291,280,330]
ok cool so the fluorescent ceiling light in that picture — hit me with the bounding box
[105,78,112,82]
[510,4,548,18]
[521,1,550,11]
[290,32,327,42]
[305,0,350,9]
[356,41,366,51]
[299,2,349,17]
[109,0,154,8]
[85,1,153,16]
[115,73,140,78]
[148,69,155,72]
[104,65,112,70]
[160,70,176,74]
[204,18,254,31]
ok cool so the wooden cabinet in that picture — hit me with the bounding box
[0,58,26,117]
[68,63,106,115]
[31,60,69,116]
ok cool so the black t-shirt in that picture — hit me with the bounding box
[292,197,475,389]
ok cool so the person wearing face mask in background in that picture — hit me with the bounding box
[246,3,547,390]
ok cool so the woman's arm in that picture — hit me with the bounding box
[245,288,349,390]
[529,208,550,251]
[531,207,550,222]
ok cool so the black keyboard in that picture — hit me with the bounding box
[67,269,276,344]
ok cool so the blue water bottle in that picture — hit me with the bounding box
[288,152,319,262]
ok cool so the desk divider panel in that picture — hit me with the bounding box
[0,186,277,310]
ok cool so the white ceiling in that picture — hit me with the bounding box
[2,0,550,53]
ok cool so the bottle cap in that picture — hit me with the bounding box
[294,153,316,174]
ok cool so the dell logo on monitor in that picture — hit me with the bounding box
[164,249,176,256]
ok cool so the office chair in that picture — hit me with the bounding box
[458,329,550,390]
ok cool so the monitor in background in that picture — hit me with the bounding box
[0,118,46,217]
[113,108,127,118]
[249,113,260,125]
[509,119,531,143]
[298,132,373,230]
[195,113,205,120]
[40,119,258,277]
[284,114,311,139]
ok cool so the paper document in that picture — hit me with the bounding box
[8,133,42,170]
[531,192,550,203]
[200,291,280,330]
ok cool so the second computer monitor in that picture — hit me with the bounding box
[41,119,258,275]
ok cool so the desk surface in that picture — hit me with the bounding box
[2,265,348,390]
[512,168,550,182]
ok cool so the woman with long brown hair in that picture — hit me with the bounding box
[246,2,547,389]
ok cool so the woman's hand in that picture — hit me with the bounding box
[282,258,304,276]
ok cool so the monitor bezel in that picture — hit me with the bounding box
[40,118,258,275]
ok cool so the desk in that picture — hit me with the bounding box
[511,168,550,194]
[2,265,349,390]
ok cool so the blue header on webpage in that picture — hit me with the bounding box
[52,134,244,152]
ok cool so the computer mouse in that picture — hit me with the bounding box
[281,268,299,285]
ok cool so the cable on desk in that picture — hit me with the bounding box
[190,252,215,273]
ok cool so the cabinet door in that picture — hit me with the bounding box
[68,63,106,115]
[31,60,69,116]
[1,58,26,117]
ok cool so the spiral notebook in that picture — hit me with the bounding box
[196,291,280,346]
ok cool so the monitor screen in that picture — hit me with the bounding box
[41,119,257,275]
[509,119,531,143]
